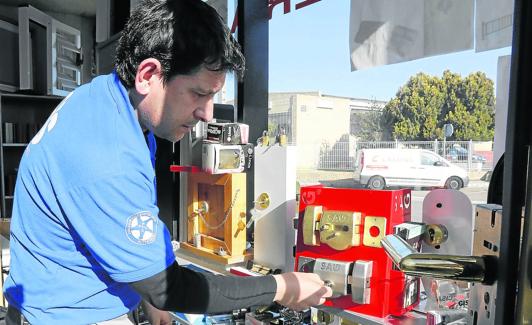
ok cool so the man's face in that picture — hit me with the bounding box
[137,67,226,142]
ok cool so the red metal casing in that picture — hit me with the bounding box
[295,186,418,318]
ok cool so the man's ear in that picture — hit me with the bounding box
[134,58,163,95]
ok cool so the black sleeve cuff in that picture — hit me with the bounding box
[129,261,277,314]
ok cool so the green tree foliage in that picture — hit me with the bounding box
[351,100,388,141]
[382,70,495,141]
[354,109,384,141]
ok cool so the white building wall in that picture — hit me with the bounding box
[268,92,320,113]
[267,92,385,169]
[295,94,351,168]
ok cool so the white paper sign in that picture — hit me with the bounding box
[349,0,473,70]
[475,0,514,52]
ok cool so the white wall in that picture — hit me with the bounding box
[295,94,351,168]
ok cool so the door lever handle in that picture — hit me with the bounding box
[381,234,497,284]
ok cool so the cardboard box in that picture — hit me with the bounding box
[206,123,249,144]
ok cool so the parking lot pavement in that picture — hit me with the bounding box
[468,180,490,188]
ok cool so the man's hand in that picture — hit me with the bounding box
[141,300,173,325]
[272,272,333,311]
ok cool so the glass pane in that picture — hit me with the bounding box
[262,0,512,206]
[263,0,514,319]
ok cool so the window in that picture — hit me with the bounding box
[421,152,439,166]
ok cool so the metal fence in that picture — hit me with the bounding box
[318,139,494,172]
[267,111,494,172]
[318,140,354,170]
[268,112,294,144]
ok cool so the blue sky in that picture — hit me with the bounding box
[226,1,511,102]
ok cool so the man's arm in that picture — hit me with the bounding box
[130,261,332,314]
[130,261,277,314]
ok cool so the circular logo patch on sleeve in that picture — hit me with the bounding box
[125,211,158,245]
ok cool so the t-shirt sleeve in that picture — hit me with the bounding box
[57,171,175,283]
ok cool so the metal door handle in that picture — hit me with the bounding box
[381,234,497,284]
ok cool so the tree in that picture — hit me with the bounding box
[446,71,495,140]
[351,99,387,141]
[382,70,495,141]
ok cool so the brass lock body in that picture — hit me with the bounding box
[303,206,322,246]
[303,206,362,250]
[320,210,362,250]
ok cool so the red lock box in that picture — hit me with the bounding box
[295,186,418,318]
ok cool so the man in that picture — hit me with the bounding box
[4,0,332,324]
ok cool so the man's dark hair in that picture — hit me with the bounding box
[115,0,245,88]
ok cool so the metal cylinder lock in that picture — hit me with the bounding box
[424,224,448,247]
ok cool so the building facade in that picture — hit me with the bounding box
[267,92,386,168]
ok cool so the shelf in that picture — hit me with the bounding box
[2,143,28,147]
[0,94,58,219]
[0,93,63,101]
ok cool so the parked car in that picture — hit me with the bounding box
[353,148,469,190]
[446,145,487,163]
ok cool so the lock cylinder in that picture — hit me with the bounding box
[424,224,448,246]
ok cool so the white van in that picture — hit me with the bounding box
[353,149,469,190]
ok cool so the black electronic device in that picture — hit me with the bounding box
[213,103,237,123]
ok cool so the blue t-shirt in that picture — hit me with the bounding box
[4,73,175,324]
